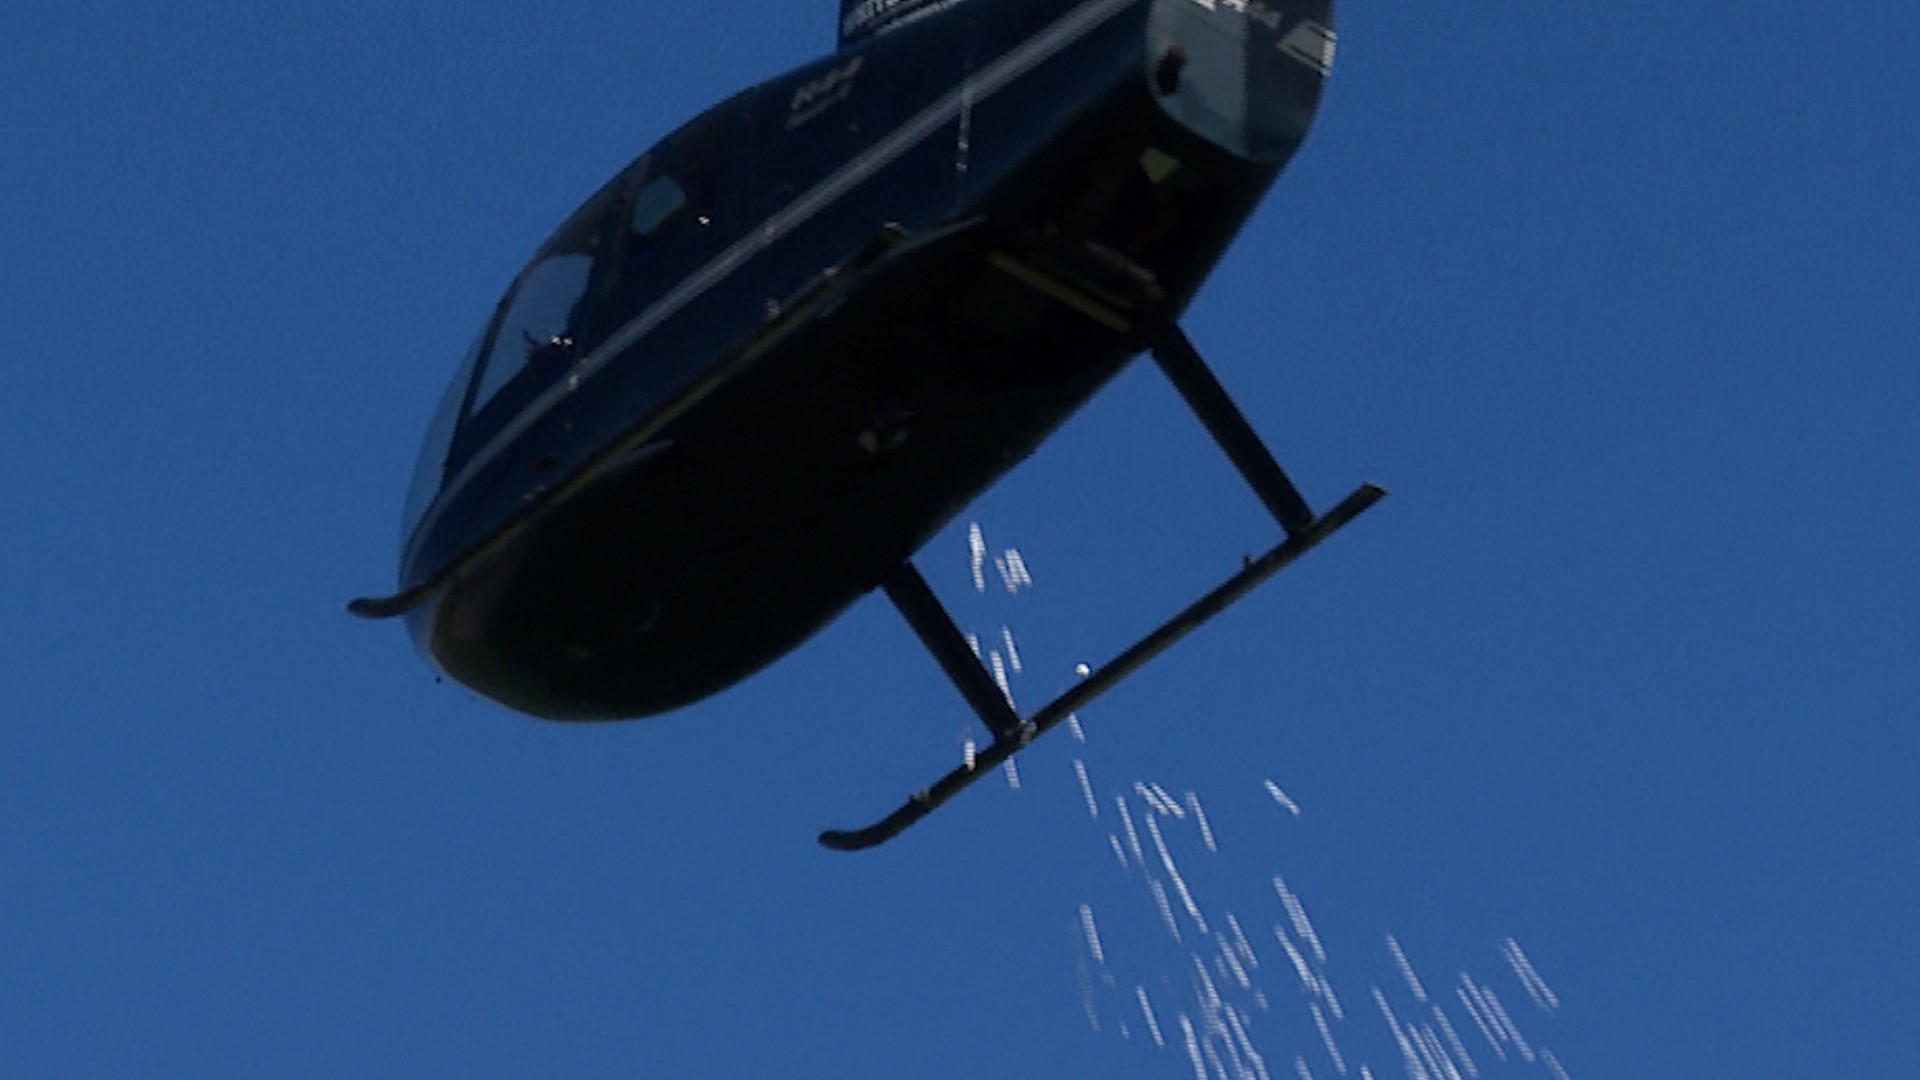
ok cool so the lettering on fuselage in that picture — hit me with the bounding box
[840,0,973,45]
[787,56,866,130]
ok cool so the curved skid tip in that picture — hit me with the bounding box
[346,592,415,620]
[817,829,869,851]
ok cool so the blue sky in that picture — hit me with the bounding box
[4,1,1916,1076]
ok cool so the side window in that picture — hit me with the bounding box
[630,177,688,235]
[469,252,594,412]
[593,129,724,317]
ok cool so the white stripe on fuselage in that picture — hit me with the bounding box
[408,0,1140,568]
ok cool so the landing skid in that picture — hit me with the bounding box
[820,319,1383,850]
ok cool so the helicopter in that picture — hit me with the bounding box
[351,0,1382,850]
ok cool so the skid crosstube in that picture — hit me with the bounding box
[820,318,1383,851]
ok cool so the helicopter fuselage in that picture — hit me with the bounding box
[390,0,1338,719]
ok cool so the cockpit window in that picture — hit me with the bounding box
[467,252,593,412]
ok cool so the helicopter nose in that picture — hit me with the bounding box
[1146,0,1337,162]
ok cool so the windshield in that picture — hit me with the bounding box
[401,328,485,546]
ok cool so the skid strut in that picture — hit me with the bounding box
[819,317,1383,850]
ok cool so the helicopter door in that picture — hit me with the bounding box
[438,101,745,475]
[583,106,735,338]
